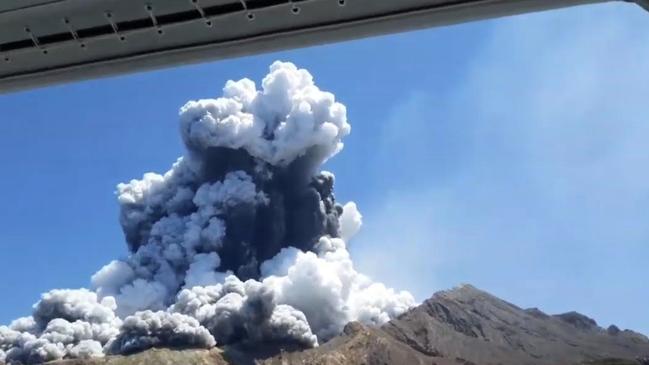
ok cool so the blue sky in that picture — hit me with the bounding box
[1,2,647,335]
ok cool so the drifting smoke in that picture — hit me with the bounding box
[0,61,415,364]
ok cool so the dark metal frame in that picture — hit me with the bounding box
[0,0,645,93]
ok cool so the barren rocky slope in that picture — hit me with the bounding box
[380,284,649,365]
[260,284,649,365]
[35,348,229,365]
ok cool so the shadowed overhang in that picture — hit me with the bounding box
[0,0,645,93]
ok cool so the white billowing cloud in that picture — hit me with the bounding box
[9,318,36,335]
[68,340,104,359]
[259,247,300,278]
[263,305,316,345]
[40,319,109,347]
[1,289,120,364]
[179,61,351,166]
[184,253,229,289]
[262,236,415,340]
[0,327,29,358]
[169,235,414,346]
[91,260,135,298]
[32,289,120,330]
[111,279,169,318]
[339,202,362,242]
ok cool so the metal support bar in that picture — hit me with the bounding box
[104,11,125,41]
[145,4,163,34]
[63,17,85,48]
[191,0,213,27]
[24,27,45,53]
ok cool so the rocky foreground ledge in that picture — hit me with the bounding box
[5,285,649,365]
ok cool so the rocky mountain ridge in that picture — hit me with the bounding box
[4,284,647,365]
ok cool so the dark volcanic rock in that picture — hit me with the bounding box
[609,325,622,336]
[525,307,550,319]
[555,311,598,330]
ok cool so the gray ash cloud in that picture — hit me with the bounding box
[0,61,414,364]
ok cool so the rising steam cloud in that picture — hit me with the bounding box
[0,61,415,364]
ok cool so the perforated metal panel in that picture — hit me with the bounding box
[0,0,641,93]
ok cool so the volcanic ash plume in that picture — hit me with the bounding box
[0,61,415,364]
